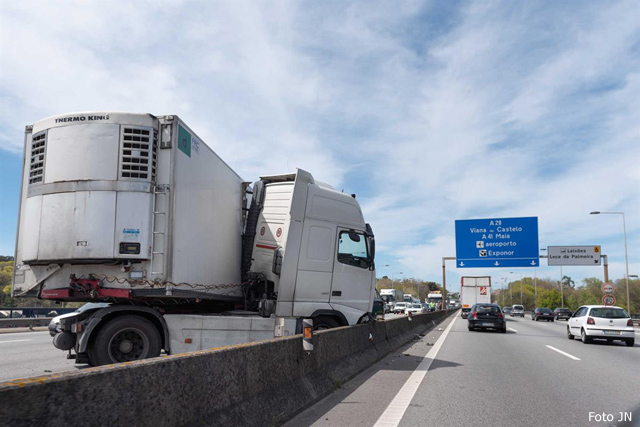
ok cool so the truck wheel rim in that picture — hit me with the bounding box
[108,328,149,362]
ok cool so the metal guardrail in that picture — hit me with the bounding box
[0,318,52,329]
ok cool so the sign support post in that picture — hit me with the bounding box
[442,257,455,309]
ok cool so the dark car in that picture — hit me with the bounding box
[553,307,572,320]
[461,307,471,319]
[531,307,554,322]
[467,303,506,333]
[372,298,385,317]
[372,289,385,318]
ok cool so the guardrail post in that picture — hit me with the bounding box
[274,317,285,337]
[302,318,313,353]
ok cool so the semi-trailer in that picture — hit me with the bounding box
[12,111,377,366]
[379,288,403,313]
[460,276,491,318]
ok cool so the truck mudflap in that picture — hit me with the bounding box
[75,305,170,354]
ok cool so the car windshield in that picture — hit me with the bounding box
[395,303,406,307]
[557,309,571,313]
[476,305,500,313]
[538,308,552,313]
[590,308,629,319]
[411,304,421,308]
[513,306,524,310]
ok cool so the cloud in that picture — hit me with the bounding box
[0,0,638,284]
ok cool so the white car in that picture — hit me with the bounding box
[48,303,110,336]
[406,303,423,315]
[511,305,525,317]
[567,305,635,346]
[394,302,407,314]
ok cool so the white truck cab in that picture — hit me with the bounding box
[248,170,376,327]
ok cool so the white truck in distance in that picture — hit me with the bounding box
[13,111,377,366]
[460,276,491,319]
[426,291,443,311]
[380,289,403,313]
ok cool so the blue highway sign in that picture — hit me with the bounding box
[455,217,539,268]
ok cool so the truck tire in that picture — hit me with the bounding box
[88,315,162,366]
[313,316,341,331]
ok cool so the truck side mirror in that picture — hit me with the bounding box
[368,237,376,271]
[365,223,375,270]
[348,230,360,242]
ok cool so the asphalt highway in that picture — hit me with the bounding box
[0,331,87,381]
[285,312,640,427]
[2,312,638,427]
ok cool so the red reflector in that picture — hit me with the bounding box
[587,317,595,325]
[185,338,193,344]
[304,327,312,339]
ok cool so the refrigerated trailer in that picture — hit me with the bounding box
[12,112,377,365]
[379,289,403,313]
[460,276,491,318]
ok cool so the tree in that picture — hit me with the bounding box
[0,261,14,306]
[537,289,561,309]
[561,275,575,290]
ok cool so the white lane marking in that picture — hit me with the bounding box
[373,315,457,427]
[0,339,32,344]
[545,345,581,361]
[508,328,518,332]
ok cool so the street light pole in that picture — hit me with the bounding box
[503,277,512,306]
[501,278,508,307]
[392,272,404,294]
[591,211,631,314]
[538,249,548,307]
[510,272,523,305]
[560,266,564,308]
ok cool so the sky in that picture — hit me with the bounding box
[1,0,639,295]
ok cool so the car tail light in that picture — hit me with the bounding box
[498,311,504,319]
[587,317,595,325]
[472,311,477,319]
[628,319,634,327]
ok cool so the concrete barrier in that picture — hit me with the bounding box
[0,310,453,427]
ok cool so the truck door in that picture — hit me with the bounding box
[329,228,373,315]
[295,219,336,304]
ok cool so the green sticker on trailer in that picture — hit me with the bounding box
[178,124,191,157]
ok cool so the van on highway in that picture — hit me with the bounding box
[511,305,525,317]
